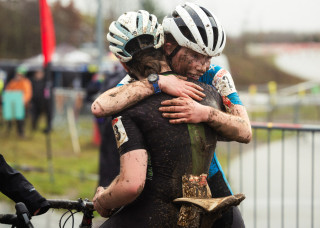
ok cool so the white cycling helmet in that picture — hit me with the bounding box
[162,2,226,57]
[107,10,164,62]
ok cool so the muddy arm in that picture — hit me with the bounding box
[159,97,252,143]
[91,75,205,117]
[91,78,153,117]
[93,149,148,217]
[205,104,252,143]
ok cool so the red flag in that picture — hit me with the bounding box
[39,0,56,66]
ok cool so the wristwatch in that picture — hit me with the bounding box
[147,73,161,94]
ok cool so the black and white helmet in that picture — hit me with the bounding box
[162,2,226,57]
[107,10,164,62]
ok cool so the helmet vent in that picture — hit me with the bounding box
[109,32,115,39]
[136,16,140,30]
[184,5,207,46]
[109,32,116,47]
[117,51,126,58]
[156,35,160,44]
[173,16,197,44]
[172,10,179,18]
[199,6,219,50]
[200,6,213,18]
[120,24,131,34]
[220,32,225,48]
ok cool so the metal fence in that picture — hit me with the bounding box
[217,122,320,228]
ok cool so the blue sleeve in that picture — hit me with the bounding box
[200,65,244,106]
[198,64,223,85]
[227,92,243,105]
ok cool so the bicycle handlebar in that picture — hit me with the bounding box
[0,198,95,228]
[47,198,94,212]
[0,213,18,225]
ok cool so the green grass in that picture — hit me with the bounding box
[0,115,99,202]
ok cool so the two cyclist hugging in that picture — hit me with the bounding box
[92,2,251,228]
[0,2,251,228]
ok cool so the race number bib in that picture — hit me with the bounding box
[213,69,237,97]
[112,116,129,148]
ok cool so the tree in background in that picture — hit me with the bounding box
[0,0,95,59]
[51,1,94,48]
[140,0,165,22]
[0,1,41,59]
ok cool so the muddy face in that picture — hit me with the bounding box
[171,47,211,80]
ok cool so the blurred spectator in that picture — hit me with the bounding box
[0,69,7,126]
[85,73,102,103]
[0,69,6,95]
[4,66,32,137]
[72,75,82,89]
[30,70,53,133]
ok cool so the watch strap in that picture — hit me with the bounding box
[152,80,161,94]
[148,74,161,94]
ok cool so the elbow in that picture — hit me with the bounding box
[242,129,252,144]
[242,136,251,144]
[234,127,252,144]
[123,180,145,201]
[240,121,252,144]
[91,101,103,117]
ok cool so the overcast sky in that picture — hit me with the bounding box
[48,0,320,37]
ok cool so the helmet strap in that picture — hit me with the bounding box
[168,45,181,59]
[166,45,181,70]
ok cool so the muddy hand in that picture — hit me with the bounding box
[159,74,205,101]
[93,186,112,217]
[93,186,104,202]
[159,97,209,124]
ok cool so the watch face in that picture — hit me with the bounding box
[148,74,158,83]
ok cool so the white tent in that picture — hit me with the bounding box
[23,44,93,72]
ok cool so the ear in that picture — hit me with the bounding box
[163,42,177,56]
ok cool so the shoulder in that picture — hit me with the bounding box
[199,64,231,85]
[187,79,223,110]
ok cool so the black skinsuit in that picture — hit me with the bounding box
[100,79,244,228]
